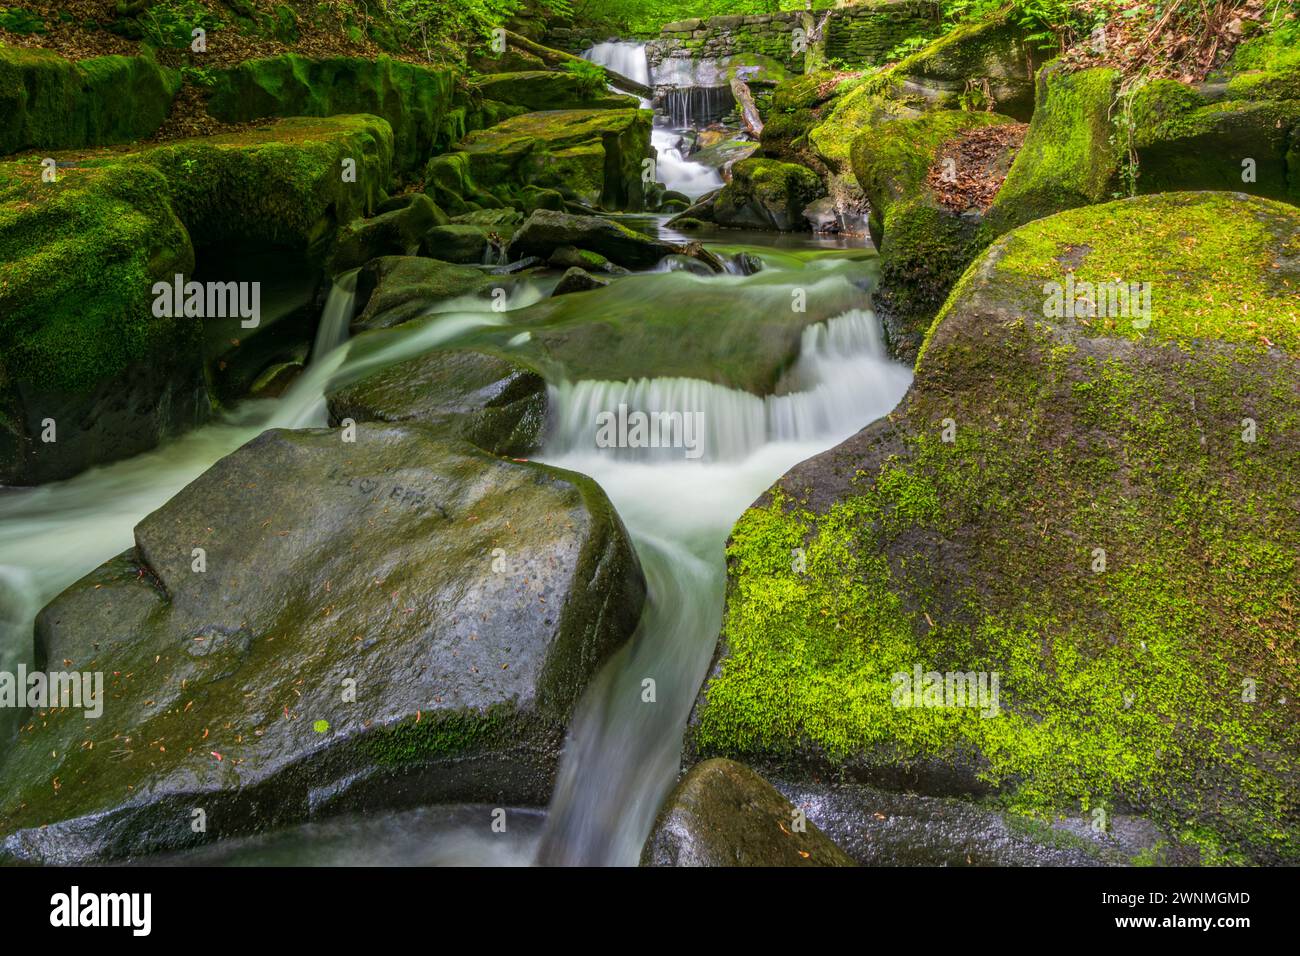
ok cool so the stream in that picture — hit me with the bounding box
[0,48,912,866]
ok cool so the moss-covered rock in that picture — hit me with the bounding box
[712,157,825,231]
[207,54,458,172]
[327,348,546,458]
[0,157,202,484]
[884,12,1050,121]
[455,108,654,211]
[851,109,1018,357]
[987,59,1300,236]
[691,192,1300,864]
[471,71,640,112]
[0,115,392,484]
[351,256,492,332]
[460,251,874,394]
[329,193,448,274]
[0,46,180,156]
[1127,77,1300,203]
[132,115,393,257]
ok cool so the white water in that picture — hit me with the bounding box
[535,306,910,866]
[583,42,724,200]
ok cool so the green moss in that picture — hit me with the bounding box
[206,54,455,172]
[990,192,1300,354]
[364,706,513,766]
[0,46,181,155]
[985,65,1122,234]
[698,192,1300,862]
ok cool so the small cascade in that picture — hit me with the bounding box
[545,309,913,464]
[581,40,650,88]
[660,86,735,129]
[582,41,724,200]
[310,270,359,362]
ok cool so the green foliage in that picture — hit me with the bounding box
[139,0,225,50]
[562,57,607,95]
[0,6,45,34]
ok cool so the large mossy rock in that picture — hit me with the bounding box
[471,71,640,112]
[712,158,825,231]
[207,54,459,172]
[461,248,873,394]
[851,109,1018,358]
[987,58,1300,236]
[0,159,201,485]
[329,194,449,274]
[883,13,1048,121]
[983,65,1121,235]
[351,256,492,332]
[689,192,1300,864]
[0,418,645,863]
[640,759,855,867]
[455,108,654,211]
[0,47,180,155]
[0,115,393,484]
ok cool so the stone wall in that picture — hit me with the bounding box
[639,1,939,77]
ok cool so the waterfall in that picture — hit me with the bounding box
[544,309,913,464]
[535,305,912,866]
[310,271,359,362]
[582,41,724,200]
[662,86,735,130]
[581,40,651,88]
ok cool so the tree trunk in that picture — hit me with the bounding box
[729,77,764,138]
[503,30,653,99]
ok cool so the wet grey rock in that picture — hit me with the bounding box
[0,421,645,864]
[775,781,1192,866]
[641,759,856,867]
[507,209,678,270]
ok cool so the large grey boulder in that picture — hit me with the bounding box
[0,421,644,863]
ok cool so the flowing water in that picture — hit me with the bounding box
[0,64,911,864]
[583,41,724,200]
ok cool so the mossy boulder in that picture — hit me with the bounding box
[885,12,1050,121]
[351,256,492,332]
[0,47,180,156]
[807,85,919,174]
[329,193,448,274]
[207,54,458,172]
[1127,77,1300,203]
[455,109,654,212]
[507,209,677,269]
[471,71,640,111]
[712,158,825,231]
[420,223,510,265]
[460,252,874,394]
[0,115,392,484]
[983,65,1122,235]
[131,115,393,257]
[987,60,1300,237]
[640,759,856,867]
[422,151,505,215]
[851,109,1018,357]
[0,418,645,863]
[0,158,202,485]
[690,192,1300,864]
